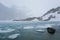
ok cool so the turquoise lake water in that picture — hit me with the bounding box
[0,21,60,40]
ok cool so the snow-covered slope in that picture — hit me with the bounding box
[13,7,60,21]
[42,7,60,21]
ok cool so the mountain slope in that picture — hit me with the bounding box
[13,7,60,21]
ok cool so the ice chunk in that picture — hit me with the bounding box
[8,34,20,39]
[36,30,44,31]
[36,25,52,28]
[0,29,15,33]
[36,30,45,33]
[24,26,34,29]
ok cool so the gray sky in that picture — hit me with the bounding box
[0,0,60,20]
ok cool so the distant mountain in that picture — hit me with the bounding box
[13,17,38,21]
[13,7,60,21]
[42,7,60,17]
[13,17,43,21]
[42,7,60,21]
[42,15,56,21]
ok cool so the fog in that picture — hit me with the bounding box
[0,0,60,20]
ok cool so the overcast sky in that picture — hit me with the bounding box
[0,0,60,20]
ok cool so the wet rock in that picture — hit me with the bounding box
[47,27,56,34]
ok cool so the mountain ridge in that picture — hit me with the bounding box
[13,7,60,21]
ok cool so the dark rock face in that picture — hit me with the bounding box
[47,27,56,34]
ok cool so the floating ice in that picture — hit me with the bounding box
[36,30,45,33]
[0,29,15,33]
[36,24,52,28]
[24,26,34,29]
[8,34,20,39]
[36,30,44,31]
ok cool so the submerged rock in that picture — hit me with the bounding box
[47,27,56,34]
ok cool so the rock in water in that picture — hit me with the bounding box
[47,27,56,34]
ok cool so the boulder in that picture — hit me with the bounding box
[47,27,56,34]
